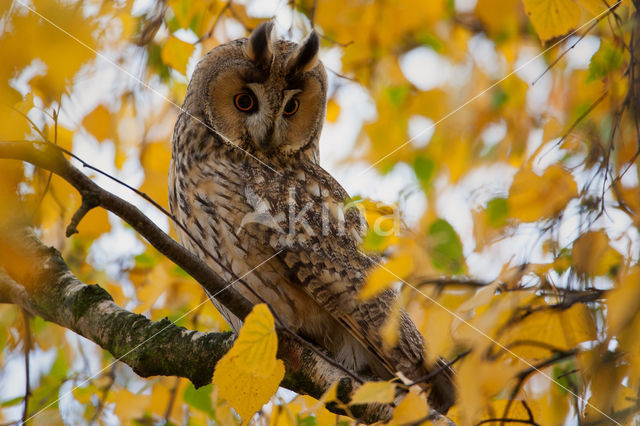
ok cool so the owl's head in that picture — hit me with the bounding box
[183,22,327,164]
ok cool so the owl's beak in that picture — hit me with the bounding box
[259,125,276,150]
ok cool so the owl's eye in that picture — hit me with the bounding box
[234,93,257,112]
[283,98,300,117]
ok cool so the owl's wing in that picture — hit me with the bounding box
[278,221,426,377]
[244,163,425,378]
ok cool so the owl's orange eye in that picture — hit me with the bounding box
[283,98,299,116]
[234,93,256,112]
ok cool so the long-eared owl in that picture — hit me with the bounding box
[169,22,455,413]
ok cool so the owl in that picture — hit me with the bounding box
[168,22,455,414]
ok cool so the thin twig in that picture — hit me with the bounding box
[407,350,470,386]
[532,21,598,86]
[532,0,621,86]
[309,0,317,27]
[197,1,231,43]
[476,417,539,425]
[535,90,608,164]
[21,309,31,424]
[89,365,116,424]
[501,350,577,422]
[163,377,180,423]
[415,277,490,288]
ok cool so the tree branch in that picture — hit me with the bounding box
[0,140,400,423]
[0,139,254,323]
[0,226,392,423]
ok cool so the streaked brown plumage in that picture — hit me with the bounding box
[168,22,455,413]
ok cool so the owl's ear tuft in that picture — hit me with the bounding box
[246,21,274,68]
[286,30,320,76]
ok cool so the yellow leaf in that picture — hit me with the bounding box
[269,405,295,426]
[309,380,339,413]
[139,141,172,206]
[296,393,345,425]
[476,0,520,37]
[499,303,596,361]
[150,378,187,422]
[213,304,285,424]
[380,298,402,350]
[508,165,577,222]
[72,386,96,404]
[418,300,456,365]
[456,353,520,423]
[585,361,630,420]
[523,0,581,41]
[43,124,74,153]
[359,199,401,252]
[75,208,111,239]
[349,381,396,405]
[572,230,621,276]
[360,253,413,300]
[113,389,151,421]
[161,36,195,75]
[607,267,640,336]
[82,104,112,142]
[0,0,98,102]
[391,388,429,424]
[0,102,31,140]
[326,99,341,122]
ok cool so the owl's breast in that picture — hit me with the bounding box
[171,156,324,328]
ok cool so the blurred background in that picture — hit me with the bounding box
[0,0,638,424]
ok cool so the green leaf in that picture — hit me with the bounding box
[487,197,508,227]
[386,85,410,108]
[553,360,578,395]
[427,219,465,274]
[413,155,436,190]
[1,396,24,407]
[587,41,623,82]
[361,229,385,252]
[172,265,190,278]
[50,348,69,380]
[415,32,443,51]
[134,251,158,268]
[491,88,508,110]
[183,383,215,417]
[297,414,319,426]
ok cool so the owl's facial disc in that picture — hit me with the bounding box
[203,23,326,161]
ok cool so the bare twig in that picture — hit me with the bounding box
[89,365,116,425]
[476,417,539,425]
[65,193,99,237]
[531,1,621,86]
[0,139,254,322]
[535,90,608,164]
[407,350,471,386]
[415,277,490,288]
[501,350,577,422]
[21,309,31,424]
[309,0,317,27]
[163,377,180,423]
[197,1,232,43]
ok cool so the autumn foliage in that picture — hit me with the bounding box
[1,0,640,424]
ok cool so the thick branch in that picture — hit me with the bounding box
[0,227,391,423]
[0,142,395,423]
[0,140,253,322]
